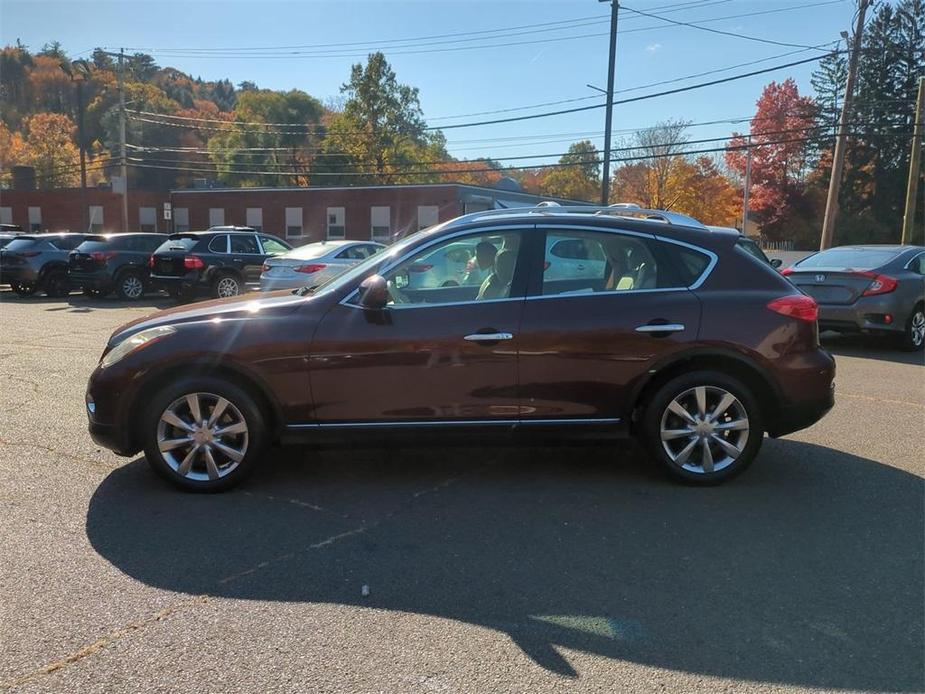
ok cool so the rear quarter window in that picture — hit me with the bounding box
[657,242,712,286]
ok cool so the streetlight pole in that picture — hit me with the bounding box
[600,0,619,206]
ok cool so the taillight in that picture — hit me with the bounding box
[148,255,155,268]
[295,263,326,274]
[860,272,898,296]
[767,294,818,322]
[543,261,551,271]
[184,255,204,270]
[779,266,795,276]
[90,251,116,262]
[408,263,433,273]
[261,263,270,272]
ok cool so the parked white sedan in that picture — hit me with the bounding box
[259,240,385,292]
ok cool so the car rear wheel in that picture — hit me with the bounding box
[900,304,925,352]
[141,377,267,492]
[642,370,763,484]
[11,282,36,296]
[44,271,70,298]
[116,271,145,301]
[213,273,242,299]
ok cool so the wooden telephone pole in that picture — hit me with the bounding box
[819,0,871,250]
[900,77,924,245]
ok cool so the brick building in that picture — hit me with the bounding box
[0,181,586,244]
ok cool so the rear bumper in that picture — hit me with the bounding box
[768,383,835,437]
[818,297,905,334]
[68,269,111,289]
[259,276,308,292]
[766,347,836,437]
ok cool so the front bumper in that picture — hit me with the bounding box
[817,297,905,334]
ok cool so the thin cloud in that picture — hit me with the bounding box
[646,43,662,53]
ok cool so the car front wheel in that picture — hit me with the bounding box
[141,378,267,491]
[642,370,763,484]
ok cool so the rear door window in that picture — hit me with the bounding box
[541,230,661,295]
[208,235,230,254]
[230,234,259,254]
[258,236,289,255]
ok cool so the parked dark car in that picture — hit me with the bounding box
[149,230,292,300]
[783,245,925,351]
[0,223,24,234]
[68,233,166,300]
[0,233,87,296]
[86,204,836,492]
[0,233,23,249]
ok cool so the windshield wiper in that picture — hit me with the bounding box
[294,284,320,296]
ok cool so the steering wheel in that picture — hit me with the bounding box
[386,278,410,304]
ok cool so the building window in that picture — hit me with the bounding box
[246,207,263,232]
[209,208,225,228]
[370,206,391,242]
[28,206,42,233]
[327,207,345,239]
[139,207,157,233]
[417,205,439,230]
[174,207,189,232]
[285,207,303,238]
[88,206,103,233]
[0,207,11,225]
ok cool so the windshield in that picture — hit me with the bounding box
[796,248,900,271]
[297,225,446,296]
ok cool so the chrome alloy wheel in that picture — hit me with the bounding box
[659,385,750,474]
[216,277,240,298]
[122,275,144,299]
[911,310,925,348]
[156,392,249,481]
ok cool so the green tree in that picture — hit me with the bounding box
[321,52,440,184]
[541,140,601,201]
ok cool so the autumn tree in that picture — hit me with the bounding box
[21,113,80,188]
[540,140,601,201]
[725,79,818,241]
[611,120,690,208]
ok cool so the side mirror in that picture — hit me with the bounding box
[359,274,389,310]
[770,258,783,268]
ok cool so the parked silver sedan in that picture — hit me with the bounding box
[259,240,385,292]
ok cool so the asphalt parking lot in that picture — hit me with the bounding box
[0,290,922,693]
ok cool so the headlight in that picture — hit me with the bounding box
[101,325,176,368]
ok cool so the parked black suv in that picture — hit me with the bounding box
[68,233,166,300]
[149,230,292,299]
[0,233,87,296]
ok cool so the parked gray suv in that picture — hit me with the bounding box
[0,233,87,297]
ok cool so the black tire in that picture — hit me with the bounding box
[115,270,145,301]
[43,271,70,298]
[11,282,37,297]
[167,284,193,302]
[641,370,764,485]
[212,272,242,299]
[141,376,267,492]
[899,303,924,352]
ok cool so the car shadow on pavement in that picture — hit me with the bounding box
[86,439,924,690]
[821,332,925,366]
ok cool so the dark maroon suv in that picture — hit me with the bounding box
[85,205,835,491]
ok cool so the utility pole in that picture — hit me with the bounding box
[900,76,924,245]
[600,0,619,206]
[118,48,129,233]
[742,134,752,233]
[819,0,870,250]
[76,79,88,232]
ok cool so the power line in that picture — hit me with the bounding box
[620,3,836,51]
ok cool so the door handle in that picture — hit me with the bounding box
[464,332,513,342]
[635,323,685,333]
[577,264,586,271]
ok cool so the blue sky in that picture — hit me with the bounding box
[1,0,858,165]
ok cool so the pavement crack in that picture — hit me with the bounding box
[0,596,209,691]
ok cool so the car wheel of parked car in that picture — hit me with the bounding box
[642,370,763,485]
[213,273,242,299]
[44,271,70,298]
[900,304,925,352]
[142,377,267,492]
[116,271,145,301]
[11,281,36,297]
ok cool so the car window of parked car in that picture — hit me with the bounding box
[208,235,229,254]
[379,230,522,305]
[736,237,770,264]
[907,252,925,275]
[336,244,379,260]
[258,236,289,255]
[4,238,43,252]
[142,235,165,252]
[795,247,901,270]
[542,230,661,295]
[230,234,260,254]
[47,235,83,251]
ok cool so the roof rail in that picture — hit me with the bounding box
[444,202,707,230]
